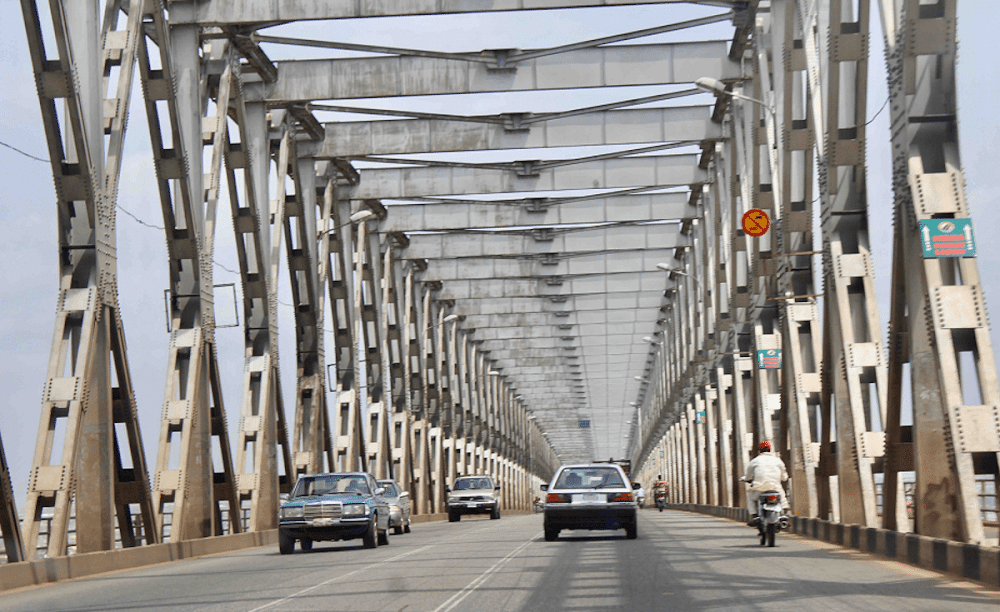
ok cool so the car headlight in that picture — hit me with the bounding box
[447,494,459,502]
[343,503,368,517]
[280,506,304,519]
[390,504,401,513]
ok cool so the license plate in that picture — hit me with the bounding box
[311,518,335,527]
[763,504,781,512]
[574,493,604,503]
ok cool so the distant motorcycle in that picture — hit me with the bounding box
[741,478,789,547]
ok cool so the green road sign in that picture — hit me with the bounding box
[920,218,976,258]
[757,349,782,369]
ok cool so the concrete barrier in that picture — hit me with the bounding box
[0,529,276,593]
[665,503,1000,590]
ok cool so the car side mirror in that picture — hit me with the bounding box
[279,493,289,501]
[399,491,409,497]
[445,486,451,493]
[494,485,501,491]
[374,487,385,495]
[540,484,548,491]
[632,483,641,490]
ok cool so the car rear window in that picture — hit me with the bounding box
[554,467,625,489]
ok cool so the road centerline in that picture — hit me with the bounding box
[430,535,536,612]
[243,545,433,612]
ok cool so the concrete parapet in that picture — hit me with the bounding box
[664,503,1000,590]
[0,529,276,593]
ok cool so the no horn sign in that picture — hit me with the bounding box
[742,209,770,237]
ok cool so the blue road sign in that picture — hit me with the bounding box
[920,218,976,258]
[757,348,782,369]
[579,420,590,429]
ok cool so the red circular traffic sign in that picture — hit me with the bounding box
[741,208,770,237]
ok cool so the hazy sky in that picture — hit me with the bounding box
[1,1,999,501]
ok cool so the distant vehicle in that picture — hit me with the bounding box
[595,458,632,480]
[653,480,668,511]
[277,472,391,554]
[446,475,501,521]
[542,463,639,541]
[377,479,412,534]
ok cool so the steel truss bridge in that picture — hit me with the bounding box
[1,0,998,570]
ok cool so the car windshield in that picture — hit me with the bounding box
[291,475,370,498]
[379,483,398,497]
[454,478,491,490]
[554,467,626,490]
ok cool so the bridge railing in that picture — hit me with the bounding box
[0,506,253,563]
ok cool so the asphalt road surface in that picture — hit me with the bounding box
[2,509,997,611]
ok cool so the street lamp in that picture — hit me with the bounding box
[695,77,775,118]
[425,313,459,331]
[320,209,376,237]
[656,263,703,293]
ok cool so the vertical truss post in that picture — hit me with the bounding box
[360,216,393,479]
[0,432,26,562]
[288,158,332,478]
[383,241,414,490]
[326,186,361,472]
[352,210,377,475]
[879,0,1000,543]
[230,127,293,532]
[20,0,158,555]
[402,267,432,514]
[793,0,883,526]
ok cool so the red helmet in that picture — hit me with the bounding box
[758,440,771,452]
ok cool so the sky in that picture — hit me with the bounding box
[1,1,1000,501]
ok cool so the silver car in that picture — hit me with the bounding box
[446,475,501,521]
[542,464,639,541]
[377,479,412,534]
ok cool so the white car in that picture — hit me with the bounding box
[542,463,639,541]
[446,475,501,521]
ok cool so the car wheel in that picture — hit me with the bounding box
[490,505,501,520]
[625,521,638,540]
[403,518,411,534]
[393,524,403,535]
[378,523,390,546]
[363,519,378,549]
[278,530,295,555]
[448,510,460,522]
[299,537,313,552]
[544,527,559,542]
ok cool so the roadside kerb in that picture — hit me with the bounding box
[664,503,1000,590]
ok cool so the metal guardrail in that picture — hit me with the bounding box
[875,476,997,526]
[1,505,254,562]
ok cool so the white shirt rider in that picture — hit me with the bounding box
[744,441,789,519]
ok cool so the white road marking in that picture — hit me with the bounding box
[244,545,433,612]
[430,536,535,612]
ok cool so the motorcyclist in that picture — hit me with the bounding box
[743,440,789,525]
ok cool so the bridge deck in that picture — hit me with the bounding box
[2,511,996,611]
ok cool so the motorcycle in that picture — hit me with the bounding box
[741,478,789,547]
[653,481,668,512]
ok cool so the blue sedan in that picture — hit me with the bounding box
[278,472,391,553]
